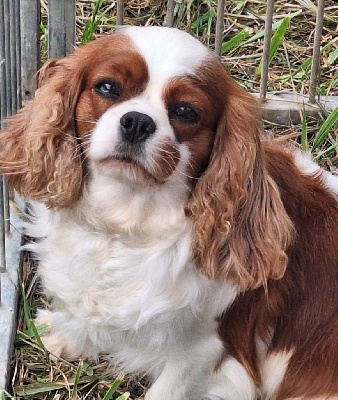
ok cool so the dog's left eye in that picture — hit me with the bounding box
[94,80,122,100]
[169,104,200,124]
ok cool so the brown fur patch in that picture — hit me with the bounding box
[74,34,149,148]
[218,144,338,398]
[187,59,293,291]
[163,76,219,181]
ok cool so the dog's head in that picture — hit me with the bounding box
[0,26,292,290]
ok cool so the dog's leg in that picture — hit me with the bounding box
[205,357,257,400]
[145,334,224,400]
[34,309,68,358]
[34,308,94,360]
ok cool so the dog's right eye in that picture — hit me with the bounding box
[94,80,122,100]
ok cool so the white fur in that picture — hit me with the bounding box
[123,26,210,83]
[261,351,293,399]
[206,357,257,400]
[293,150,338,196]
[26,194,238,397]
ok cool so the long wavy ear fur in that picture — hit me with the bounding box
[188,71,293,291]
[0,56,83,208]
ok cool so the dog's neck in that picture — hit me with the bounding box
[77,173,191,244]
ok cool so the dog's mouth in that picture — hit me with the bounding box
[92,138,181,184]
[95,154,162,183]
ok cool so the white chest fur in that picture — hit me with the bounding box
[26,199,238,377]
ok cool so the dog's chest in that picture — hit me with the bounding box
[26,206,238,371]
[32,214,211,329]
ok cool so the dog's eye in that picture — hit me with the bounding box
[94,80,122,100]
[169,104,200,124]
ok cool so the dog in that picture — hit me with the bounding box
[1,26,337,399]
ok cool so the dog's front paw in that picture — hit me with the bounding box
[34,309,66,358]
[41,331,68,359]
[34,309,82,360]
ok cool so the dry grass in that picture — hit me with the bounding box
[4,1,338,399]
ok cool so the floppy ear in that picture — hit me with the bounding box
[0,56,84,208]
[187,84,293,291]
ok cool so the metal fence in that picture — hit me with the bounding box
[0,0,21,297]
[0,0,334,298]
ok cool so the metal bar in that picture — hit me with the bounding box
[9,0,17,114]
[165,0,175,28]
[309,0,325,103]
[0,0,6,127]
[259,0,275,101]
[116,0,124,26]
[4,0,17,234]
[0,0,5,291]
[0,176,5,274]
[4,0,12,117]
[3,184,9,235]
[215,0,225,56]
[48,0,76,58]
[15,0,22,109]
[20,0,40,101]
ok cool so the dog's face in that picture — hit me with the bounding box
[75,27,224,187]
[0,26,292,290]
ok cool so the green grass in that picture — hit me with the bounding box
[81,0,116,44]
[256,16,291,77]
[312,107,338,159]
[301,103,308,152]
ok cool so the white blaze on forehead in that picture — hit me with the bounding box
[121,26,210,81]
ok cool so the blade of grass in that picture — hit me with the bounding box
[22,323,50,338]
[102,375,124,400]
[221,28,250,54]
[71,361,83,399]
[295,0,337,22]
[314,141,338,161]
[1,391,14,400]
[329,48,338,65]
[257,17,291,76]
[301,102,308,152]
[18,269,48,356]
[81,0,115,44]
[116,393,130,400]
[332,75,338,90]
[245,11,301,44]
[14,377,96,396]
[282,41,333,85]
[311,107,338,152]
[82,0,104,44]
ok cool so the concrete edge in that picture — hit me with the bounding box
[252,92,338,125]
[0,195,24,394]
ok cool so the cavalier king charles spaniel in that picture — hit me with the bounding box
[1,26,338,400]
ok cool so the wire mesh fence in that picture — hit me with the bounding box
[0,0,21,281]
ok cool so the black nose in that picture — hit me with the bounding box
[120,111,156,144]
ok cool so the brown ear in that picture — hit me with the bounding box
[187,87,293,291]
[0,56,83,208]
